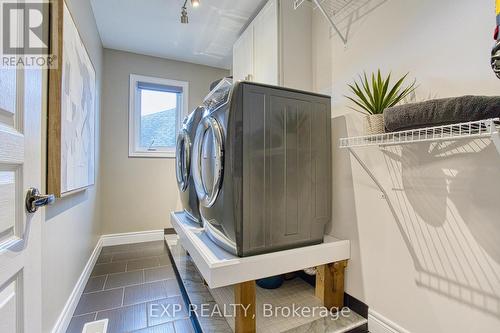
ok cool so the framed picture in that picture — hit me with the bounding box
[48,0,96,197]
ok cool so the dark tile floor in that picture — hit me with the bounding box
[66,240,194,333]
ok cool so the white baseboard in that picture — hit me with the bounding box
[100,229,165,246]
[51,237,103,333]
[51,229,165,333]
[368,309,411,333]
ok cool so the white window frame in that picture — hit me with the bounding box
[129,74,189,158]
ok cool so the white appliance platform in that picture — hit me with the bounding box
[171,211,350,288]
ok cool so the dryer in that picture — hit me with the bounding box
[175,106,204,224]
[192,79,332,257]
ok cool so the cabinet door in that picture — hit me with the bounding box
[232,25,254,82]
[253,0,278,85]
[279,0,312,90]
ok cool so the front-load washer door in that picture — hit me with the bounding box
[176,129,191,192]
[192,116,224,208]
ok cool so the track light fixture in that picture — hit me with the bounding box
[180,0,200,24]
[181,3,188,24]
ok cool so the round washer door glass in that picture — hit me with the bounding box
[192,116,224,207]
[175,129,191,192]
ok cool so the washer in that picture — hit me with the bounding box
[175,106,204,224]
[493,40,500,79]
[192,79,332,257]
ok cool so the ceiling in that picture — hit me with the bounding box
[90,0,265,69]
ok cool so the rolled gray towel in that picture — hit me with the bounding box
[384,95,500,132]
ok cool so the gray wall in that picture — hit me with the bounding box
[100,49,229,234]
[312,0,500,331]
[41,0,103,332]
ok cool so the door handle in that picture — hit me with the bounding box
[25,187,55,213]
[1,188,55,252]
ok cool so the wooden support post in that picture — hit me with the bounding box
[234,280,256,333]
[315,260,348,310]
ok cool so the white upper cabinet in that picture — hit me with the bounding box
[232,0,312,91]
[232,25,254,83]
[253,0,278,86]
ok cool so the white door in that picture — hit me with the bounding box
[253,0,278,85]
[232,24,254,82]
[0,64,45,332]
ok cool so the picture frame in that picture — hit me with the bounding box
[48,0,96,197]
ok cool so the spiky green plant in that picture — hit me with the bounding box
[346,70,417,115]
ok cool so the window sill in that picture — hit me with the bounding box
[128,150,176,158]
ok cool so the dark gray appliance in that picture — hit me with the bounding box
[175,106,204,224]
[493,13,499,78]
[493,40,500,79]
[192,79,332,257]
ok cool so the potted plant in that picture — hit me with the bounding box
[346,70,417,135]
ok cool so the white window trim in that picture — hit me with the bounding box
[129,74,189,158]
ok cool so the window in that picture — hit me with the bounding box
[129,74,189,158]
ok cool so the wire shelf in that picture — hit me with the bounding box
[315,0,368,19]
[294,0,387,45]
[295,0,358,13]
[339,118,500,149]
